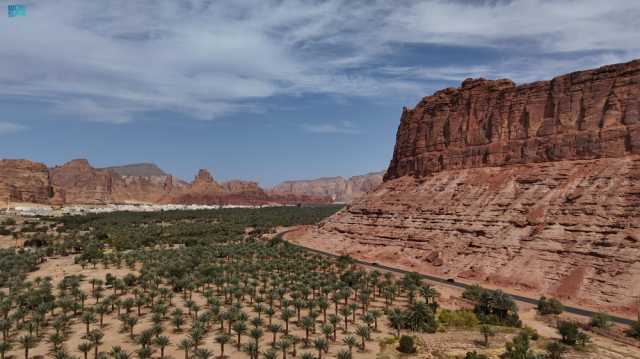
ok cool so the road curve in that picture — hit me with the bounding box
[277,231,636,327]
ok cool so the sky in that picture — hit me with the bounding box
[1,0,640,187]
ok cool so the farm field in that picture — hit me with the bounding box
[0,206,639,359]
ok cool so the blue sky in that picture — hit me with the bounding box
[1,0,639,186]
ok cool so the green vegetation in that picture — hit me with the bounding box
[0,206,452,359]
[463,286,521,327]
[628,320,640,339]
[438,309,479,329]
[397,335,416,353]
[557,321,590,347]
[536,296,563,316]
[500,332,537,359]
[589,313,612,330]
[464,351,489,359]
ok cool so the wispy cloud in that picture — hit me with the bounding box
[0,1,639,123]
[0,122,27,135]
[302,120,360,135]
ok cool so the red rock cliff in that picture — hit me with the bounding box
[300,59,640,315]
[0,159,52,204]
[386,59,640,180]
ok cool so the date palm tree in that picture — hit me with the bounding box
[154,335,171,358]
[267,323,282,346]
[232,321,248,349]
[215,333,231,358]
[0,341,13,359]
[342,336,357,355]
[18,334,37,359]
[177,338,193,359]
[355,325,370,351]
[78,342,93,359]
[313,337,328,359]
[87,329,104,359]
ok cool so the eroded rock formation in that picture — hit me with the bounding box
[386,60,640,180]
[0,159,52,204]
[270,171,384,202]
[50,159,115,204]
[1,159,330,206]
[303,59,640,313]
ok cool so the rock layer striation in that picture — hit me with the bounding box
[1,159,330,206]
[307,59,640,313]
[270,172,384,202]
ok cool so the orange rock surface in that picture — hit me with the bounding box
[305,59,640,314]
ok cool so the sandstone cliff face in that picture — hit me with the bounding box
[50,159,116,204]
[0,160,51,204]
[386,59,640,180]
[305,59,640,314]
[271,171,384,202]
[11,159,331,206]
[221,180,267,196]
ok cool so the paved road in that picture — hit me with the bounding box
[278,232,636,326]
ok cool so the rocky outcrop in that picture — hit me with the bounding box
[0,159,52,204]
[303,59,640,314]
[50,159,116,204]
[386,59,640,180]
[2,158,330,206]
[270,171,384,202]
[221,180,267,197]
[102,163,169,177]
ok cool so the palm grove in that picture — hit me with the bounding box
[0,206,637,359]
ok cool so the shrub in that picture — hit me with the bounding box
[627,320,640,339]
[463,284,486,302]
[438,309,479,328]
[537,296,563,315]
[500,332,537,359]
[474,290,521,327]
[590,313,612,329]
[558,321,590,346]
[397,335,416,354]
[464,352,489,359]
[520,326,539,341]
[2,218,16,226]
[546,341,567,359]
[0,227,11,236]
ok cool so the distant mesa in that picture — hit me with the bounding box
[0,159,332,206]
[102,163,168,177]
[269,171,384,203]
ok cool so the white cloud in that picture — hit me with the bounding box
[0,122,27,135]
[0,0,638,123]
[302,120,360,134]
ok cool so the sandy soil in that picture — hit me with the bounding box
[0,224,635,359]
[284,226,640,358]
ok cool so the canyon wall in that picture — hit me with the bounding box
[386,59,640,180]
[271,171,384,202]
[0,160,52,204]
[304,59,640,313]
[1,159,330,206]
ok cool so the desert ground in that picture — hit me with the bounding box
[0,208,639,359]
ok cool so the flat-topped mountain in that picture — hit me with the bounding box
[0,159,331,206]
[270,171,384,202]
[300,59,640,315]
[102,163,169,177]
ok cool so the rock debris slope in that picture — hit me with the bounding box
[309,59,640,313]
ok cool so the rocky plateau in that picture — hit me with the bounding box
[299,59,640,314]
[0,160,331,206]
[270,171,384,202]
